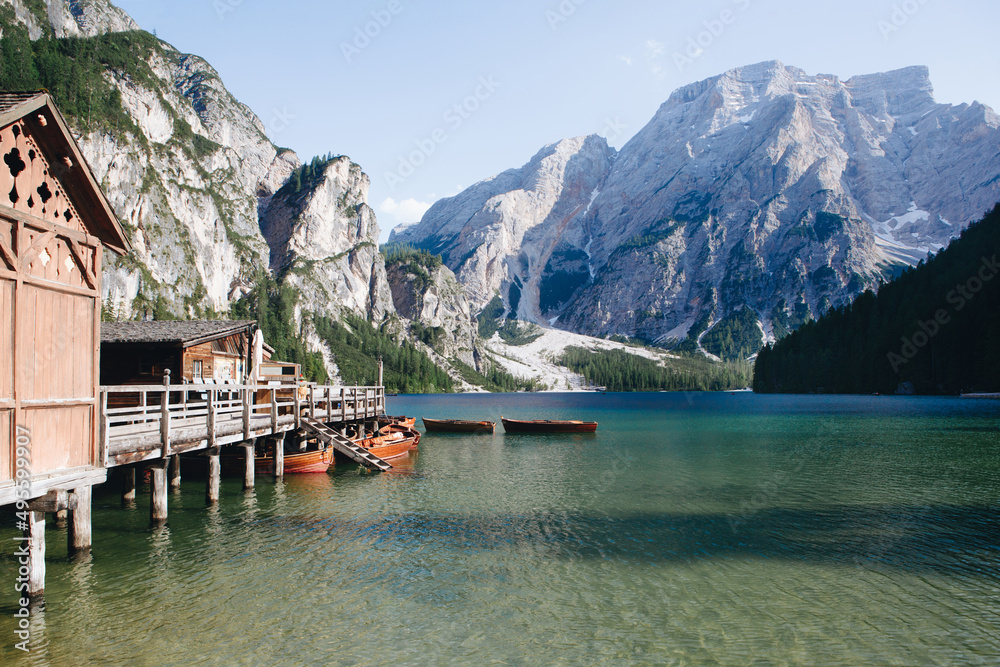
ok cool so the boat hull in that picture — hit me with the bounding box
[356,430,418,460]
[501,418,598,434]
[221,447,334,475]
[422,418,495,434]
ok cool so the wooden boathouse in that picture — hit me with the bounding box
[1,93,393,600]
[0,92,131,597]
[100,320,260,387]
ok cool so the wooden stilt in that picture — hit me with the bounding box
[169,454,182,491]
[69,486,93,554]
[27,511,45,597]
[206,447,221,505]
[242,442,255,490]
[122,466,136,504]
[150,461,168,526]
[274,436,285,480]
[55,508,69,528]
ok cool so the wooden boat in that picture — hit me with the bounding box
[356,429,418,460]
[380,415,416,428]
[501,417,598,434]
[422,418,496,434]
[220,444,334,475]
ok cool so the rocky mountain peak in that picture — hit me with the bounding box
[399,62,1000,355]
[392,133,616,316]
[1,0,138,39]
[260,156,393,323]
[845,65,936,119]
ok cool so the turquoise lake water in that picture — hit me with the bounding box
[1,393,999,665]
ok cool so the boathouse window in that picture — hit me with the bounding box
[193,360,203,380]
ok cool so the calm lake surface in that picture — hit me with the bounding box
[1,393,999,665]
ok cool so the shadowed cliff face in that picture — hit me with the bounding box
[391,135,617,320]
[394,61,1000,347]
[385,259,478,367]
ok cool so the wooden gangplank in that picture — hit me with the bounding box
[301,418,392,472]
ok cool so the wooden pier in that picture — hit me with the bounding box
[101,382,386,467]
[0,92,405,608]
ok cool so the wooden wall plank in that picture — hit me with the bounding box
[0,279,11,401]
[18,285,94,401]
[0,410,10,482]
[22,406,92,472]
[17,281,36,400]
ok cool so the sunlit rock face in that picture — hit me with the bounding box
[396,61,1000,344]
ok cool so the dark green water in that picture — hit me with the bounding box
[1,393,998,665]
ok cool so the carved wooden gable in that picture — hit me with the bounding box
[0,119,84,234]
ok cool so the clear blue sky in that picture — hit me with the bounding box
[114,0,1000,241]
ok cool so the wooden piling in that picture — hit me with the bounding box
[122,466,137,504]
[27,511,45,597]
[55,508,68,528]
[274,436,285,479]
[169,454,182,491]
[242,442,255,490]
[150,461,168,525]
[69,486,93,554]
[206,447,221,505]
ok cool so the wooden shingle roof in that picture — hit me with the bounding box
[101,320,257,347]
[0,91,47,115]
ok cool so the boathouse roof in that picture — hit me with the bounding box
[101,320,257,347]
[0,90,130,254]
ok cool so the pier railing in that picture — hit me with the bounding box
[100,384,386,467]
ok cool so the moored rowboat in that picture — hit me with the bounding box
[501,417,598,434]
[356,423,420,460]
[422,418,496,434]
[380,415,416,428]
[221,446,334,475]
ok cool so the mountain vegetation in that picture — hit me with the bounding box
[448,357,540,393]
[559,346,753,392]
[314,315,453,394]
[0,16,153,139]
[230,274,329,383]
[754,205,1000,395]
[381,244,443,292]
[700,307,765,361]
[230,272,455,392]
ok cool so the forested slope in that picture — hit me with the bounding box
[755,205,1000,395]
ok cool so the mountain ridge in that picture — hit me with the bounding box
[393,60,1000,354]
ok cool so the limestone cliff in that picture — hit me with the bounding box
[259,156,393,323]
[395,62,1000,350]
[385,255,478,367]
